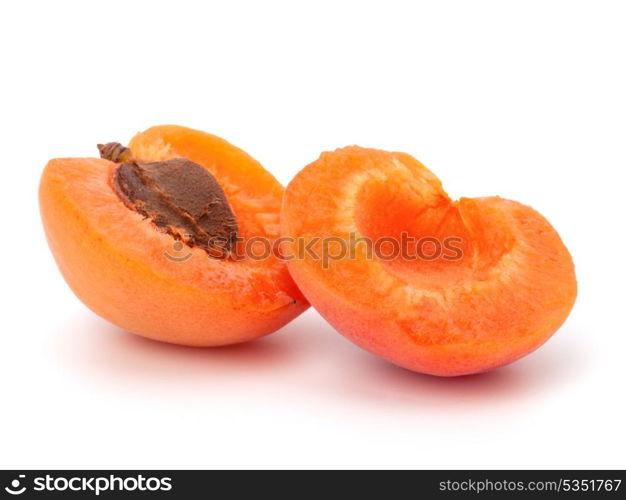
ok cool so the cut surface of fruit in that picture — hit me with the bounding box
[40,125,308,346]
[281,146,576,376]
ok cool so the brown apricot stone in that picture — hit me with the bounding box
[113,158,238,257]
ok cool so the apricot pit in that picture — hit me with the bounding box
[112,157,239,256]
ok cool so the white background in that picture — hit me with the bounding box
[1,1,625,469]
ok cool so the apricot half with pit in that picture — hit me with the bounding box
[40,125,308,346]
[281,146,577,376]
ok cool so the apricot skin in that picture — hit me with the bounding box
[281,146,577,376]
[40,126,308,346]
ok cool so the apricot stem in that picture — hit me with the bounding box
[97,142,133,163]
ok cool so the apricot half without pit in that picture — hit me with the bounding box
[281,146,577,376]
[40,125,308,346]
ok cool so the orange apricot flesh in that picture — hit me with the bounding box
[40,125,308,346]
[281,146,577,376]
